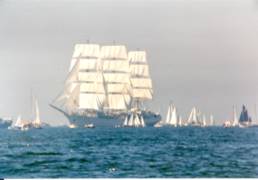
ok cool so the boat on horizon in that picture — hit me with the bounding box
[187,107,203,127]
[8,96,49,130]
[51,43,161,128]
[154,103,180,127]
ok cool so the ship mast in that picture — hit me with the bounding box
[128,51,153,110]
[54,44,106,113]
[100,45,131,112]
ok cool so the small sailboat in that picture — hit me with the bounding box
[223,120,232,128]
[32,97,42,129]
[187,107,202,126]
[8,115,31,131]
[232,106,239,127]
[154,103,178,127]
[239,105,252,128]
[178,116,182,127]
[209,115,214,126]
[122,112,145,128]
[202,114,207,127]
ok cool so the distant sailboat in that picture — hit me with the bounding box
[209,115,214,126]
[178,116,182,127]
[122,112,145,128]
[239,105,252,128]
[202,114,207,127]
[232,106,239,127]
[154,103,178,127]
[187,107,202,126]
[9,115,30,131]
[32,97,42,128]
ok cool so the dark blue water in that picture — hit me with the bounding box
[1,127,258,178]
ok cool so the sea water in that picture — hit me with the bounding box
[1,127,258,178]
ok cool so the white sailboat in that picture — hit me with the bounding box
[32,97,42,128]
[223,106,239,128]
[232,106,239,127]
[202,114,207,127]
[209,115,214,126]
[178,116,182,127]
[122,111,146,128]
[187,107,202,126]
[154,103,178,127]
[9,115,30,131]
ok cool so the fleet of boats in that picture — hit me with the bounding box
[0,42,257,130]
[223,105,255,128]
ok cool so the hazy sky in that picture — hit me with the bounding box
[0,0,258,125]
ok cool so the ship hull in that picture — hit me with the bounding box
[66,112,161,128]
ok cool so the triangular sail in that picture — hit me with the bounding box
[34,98,41,125]
[202,114,206,127]
[170,105,178,126]
[14,115,22,127]
[178,116,182,126]
[123,115,128,126]
[210,115,214,126]
[166,105,172,123]
[232,106,238,126]
[128,113,134,126]
[140,115,145,127]
[134,114,141,127]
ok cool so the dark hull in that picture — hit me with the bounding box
[67,112,161,128]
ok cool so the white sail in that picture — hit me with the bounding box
[33,98,41,125]
[129,51,153,102]
[56,44,106,112]
[178,116,182,127]
[140,115,145,127]
[232,106,238,126]
[101,45,131,111]
[123,115,128,126]
[188,107,200,125]
[166,105,172,123]
[134,114,141,127]
[128,113,134,126]
[14,115,22,127]
[210,115,214,126]
[170,105,178,126]
[202,114,206,127]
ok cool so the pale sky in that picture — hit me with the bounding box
[0,0,258,125]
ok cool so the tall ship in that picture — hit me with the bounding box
[51,43,161,127]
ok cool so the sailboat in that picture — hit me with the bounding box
[178,116,182,127]
[209,115,214,126]
[232,106,239,127]
[154,103,178,127]
[239,105,252,128]
[122,111,146,128]
[32,97,42,128]
[223,106,241,128]
[187,107,202,126]
[50,44,161,128]
[8,115,31,131]
[202,114,207,127]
